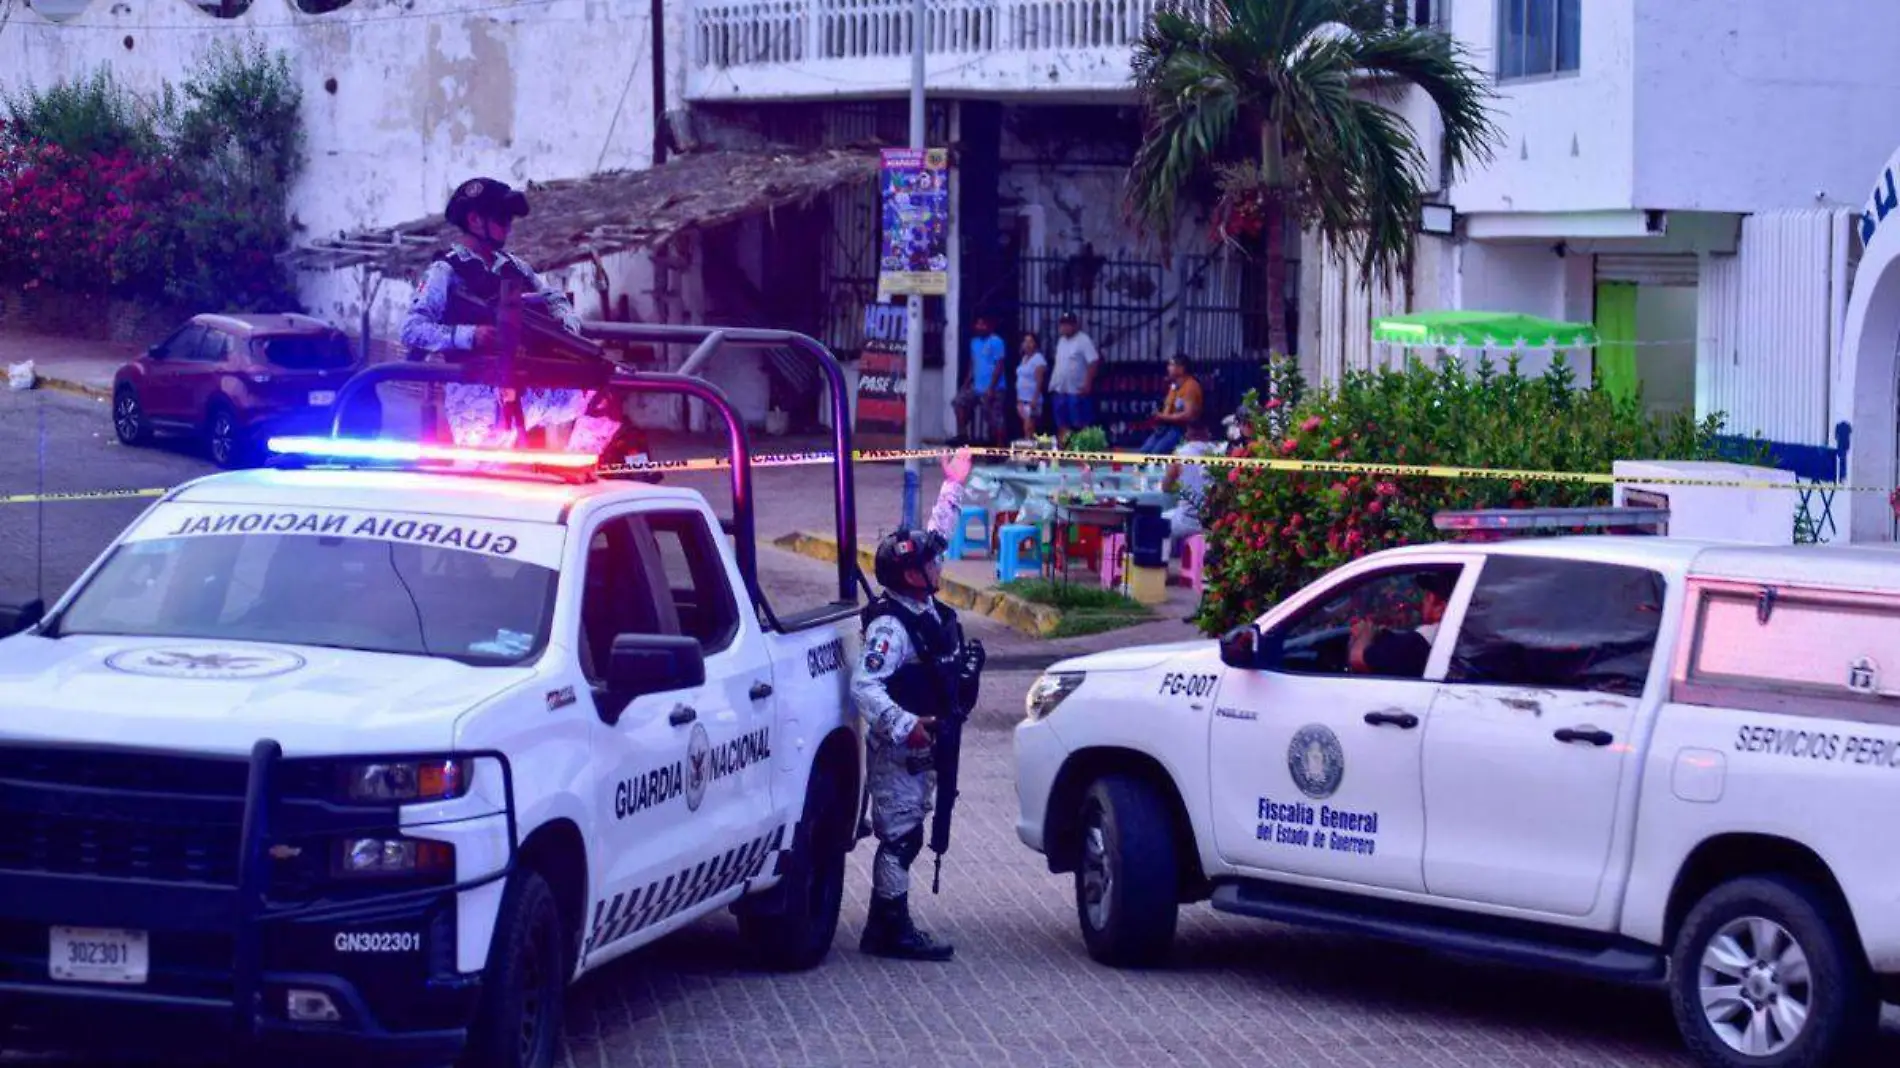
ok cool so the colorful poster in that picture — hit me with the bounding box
[877,147,950,297]
[855,303,908,440]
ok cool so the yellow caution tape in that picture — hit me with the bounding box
[1,444,1880,505]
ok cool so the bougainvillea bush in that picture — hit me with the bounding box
[0,41,303,311]
[1192,353,1747,635]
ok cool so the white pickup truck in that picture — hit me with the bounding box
[1017,531,1900,1068]
[0,327,871,1068]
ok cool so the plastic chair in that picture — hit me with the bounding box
[996,524,1043,584]
[948,505,991,560]
[1178,533,1207,592]
[1099,532,1127,591]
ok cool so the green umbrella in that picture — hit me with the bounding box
[1371,310,1599,350]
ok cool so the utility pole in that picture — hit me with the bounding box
[900,0,927,529]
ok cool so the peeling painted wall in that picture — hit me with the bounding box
[1,0,658,243]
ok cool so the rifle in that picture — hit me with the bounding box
[927,634,984,893]
[445,283,608,364]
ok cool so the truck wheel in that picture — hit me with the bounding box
[738,763,848,971]
[1074,775,1178,968]
[113,386,152,446]
[1668,874,1876,1068]
[464,869,567,1068]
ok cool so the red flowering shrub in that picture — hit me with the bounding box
[0,41,302,311]
[1192,353,1755,635]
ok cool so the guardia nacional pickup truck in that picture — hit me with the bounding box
[0,324,871,1068]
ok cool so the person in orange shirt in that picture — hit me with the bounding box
[1138,353,1204,454]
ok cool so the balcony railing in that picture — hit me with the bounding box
[693,0,1220,71]
[689,0,1440,83]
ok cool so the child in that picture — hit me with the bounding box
[1014,331,1049,440]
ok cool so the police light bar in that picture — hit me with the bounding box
[1433,506,1669,533]
[266,436,598,470]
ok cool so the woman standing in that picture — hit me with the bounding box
[1014,331,1049,440]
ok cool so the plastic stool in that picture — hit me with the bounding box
[948,505,991,560]
[1099,532,1127,590]
[996,524,1043,584]
[989,510,1019,555]
[1178,533,1207,592]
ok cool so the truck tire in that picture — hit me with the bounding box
[738,763,848,972]
[1668,874,1877,1068]
[1074,775,1179,968]
[464,869,567,1068]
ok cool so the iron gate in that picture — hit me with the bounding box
[1012,250,1276,446]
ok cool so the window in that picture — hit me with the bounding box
[1272,565,1464,679]
[577,517,672,681]
[1448,556,1663,696]
[186,329,232,363]
[1497,0,1580,80]
[155,325,207,362]
[646,511,742,654]
[257,333,353,370]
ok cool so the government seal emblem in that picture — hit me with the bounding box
[1286,724,1345,800]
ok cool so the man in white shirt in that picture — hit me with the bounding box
[1048,313,1100,447]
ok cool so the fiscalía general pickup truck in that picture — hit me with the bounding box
[1017,534,1900,1068]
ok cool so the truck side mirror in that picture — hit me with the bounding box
[598,634,705,726]
[0,599,44,639]
[1218,624,1282,671]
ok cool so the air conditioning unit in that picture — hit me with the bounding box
[1612,460,1798,545]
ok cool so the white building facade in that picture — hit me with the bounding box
[1375,0,1900,544]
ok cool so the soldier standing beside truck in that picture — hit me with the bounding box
[851,448,985,961]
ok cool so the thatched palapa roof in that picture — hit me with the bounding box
[288,147,879,278]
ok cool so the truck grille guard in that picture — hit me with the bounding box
[0,736,518,1045]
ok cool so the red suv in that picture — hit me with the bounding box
[113,313,362,468]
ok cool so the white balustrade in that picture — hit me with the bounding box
[691,0,1216,71]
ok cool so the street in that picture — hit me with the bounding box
[1,387,1895,1068]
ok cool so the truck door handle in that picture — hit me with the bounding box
[750,681,773,701]
[1363,710,1420,729]
[669,705,697,727]
[1554,726,1613,746]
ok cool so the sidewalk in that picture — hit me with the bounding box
[0,330,134,399]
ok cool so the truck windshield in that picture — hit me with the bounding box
[52,523,557,666]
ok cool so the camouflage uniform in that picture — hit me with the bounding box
[399,242,618,452]
[851,478,970,960]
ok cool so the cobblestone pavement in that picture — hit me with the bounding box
[4,389,1897,1067]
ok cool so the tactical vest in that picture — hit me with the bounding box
[862,594,963,723]
[438,247,505,327]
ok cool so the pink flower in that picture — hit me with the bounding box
[1300,416,1323,433]
[1281,439,1299,455]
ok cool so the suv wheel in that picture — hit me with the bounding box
[1669,874,1876,1068]
[206,405,248,469]
[113,387,151,446]
[464,869,566,1068]
[738,759,849,971]
[1074,775,1179,968]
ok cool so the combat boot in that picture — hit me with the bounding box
[871,893,953,961]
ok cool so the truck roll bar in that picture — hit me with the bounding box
[320,323,862,630]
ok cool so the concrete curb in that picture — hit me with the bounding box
[771,531,1065,639]
[34,377,110,402]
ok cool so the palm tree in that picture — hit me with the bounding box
[1127,0,1501,356]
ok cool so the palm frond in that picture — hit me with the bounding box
[1349,27,1504,176]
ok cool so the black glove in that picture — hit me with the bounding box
[954,639,985,711]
